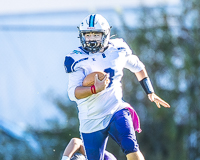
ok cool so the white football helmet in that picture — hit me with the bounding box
[78,14,111,53]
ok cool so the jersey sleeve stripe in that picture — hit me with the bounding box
[71,57,89,71]
[64,56,89,73]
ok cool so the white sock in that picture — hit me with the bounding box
[61,155,70,160]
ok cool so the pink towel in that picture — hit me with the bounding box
[125,106,142,133]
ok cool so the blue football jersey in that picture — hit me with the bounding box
[65,38,145,133]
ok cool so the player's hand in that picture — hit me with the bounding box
[94,74,110,93]
[148,93,170,108]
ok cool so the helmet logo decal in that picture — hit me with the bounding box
[87,27,95,29]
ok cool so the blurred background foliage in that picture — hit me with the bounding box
[1,0,200,159]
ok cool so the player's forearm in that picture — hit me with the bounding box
[135,68,155,94]
[135,68,148,81]
[75,86,93,99]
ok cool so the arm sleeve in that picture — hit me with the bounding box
[67,69,85,102]
[114,39,145,73]
[124,54,145,73]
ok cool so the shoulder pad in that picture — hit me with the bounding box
[109,38,131,52]
[109,38,127,48]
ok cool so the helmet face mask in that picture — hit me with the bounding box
[78,14,111,53]
[85,39,102,53]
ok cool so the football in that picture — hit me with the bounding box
[82,71,106,87]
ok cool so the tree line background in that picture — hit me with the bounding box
[1,0,199,159]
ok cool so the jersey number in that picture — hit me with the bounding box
[104,68,115,88]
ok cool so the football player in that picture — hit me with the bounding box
[64,14,170,160]
[61,138,117,160]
